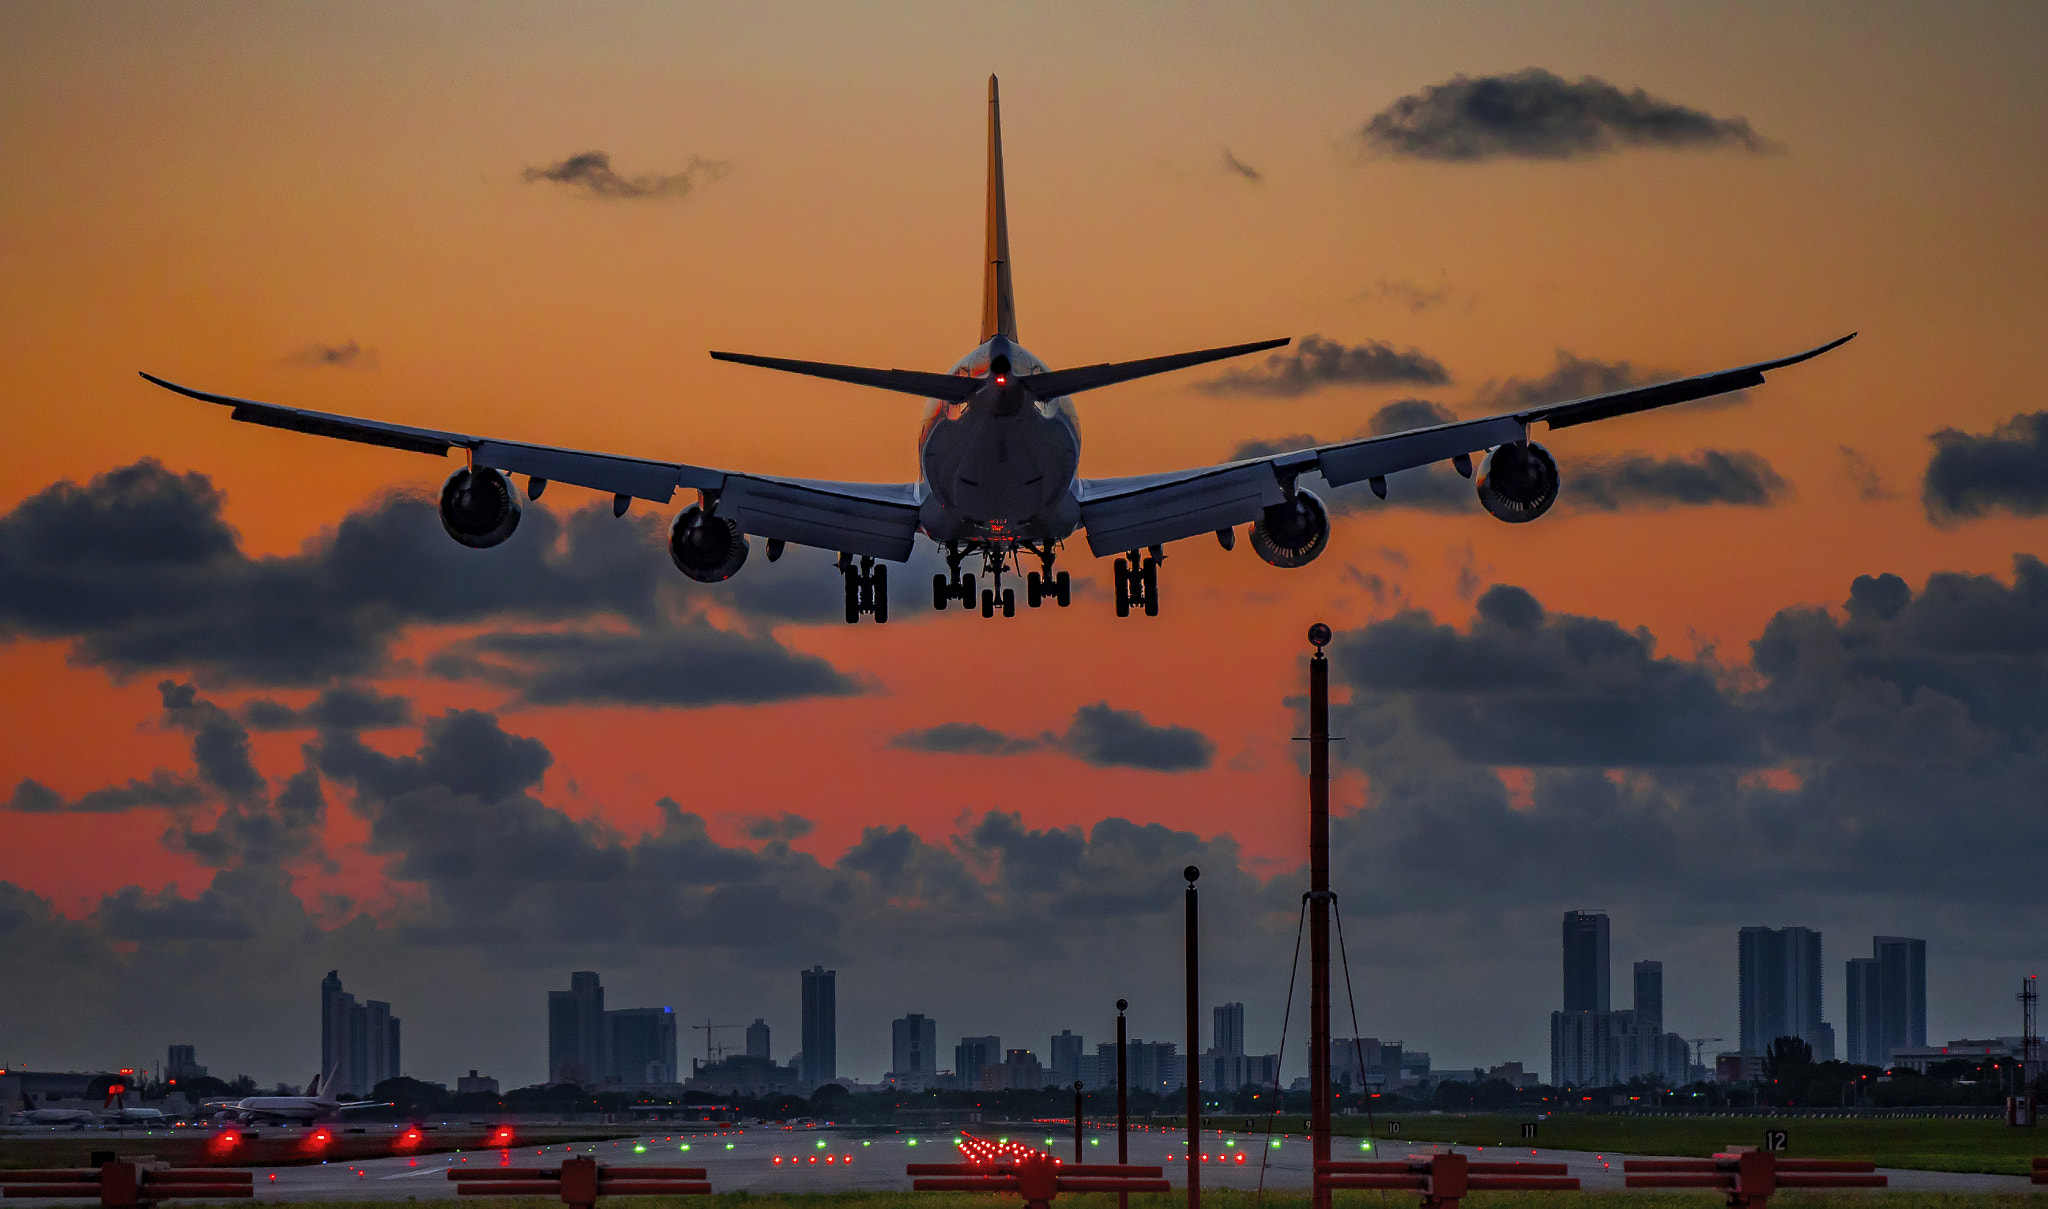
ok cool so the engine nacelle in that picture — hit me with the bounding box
[668,505,749,582]
[1248,488,1331,568]
[1476,441,1559,523]
[439,467,522,548]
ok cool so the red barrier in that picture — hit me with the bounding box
[1625,1153,1885,1207]
[0,1163,254,1206]
[2031,1157,2045,1186]
[908,1150,1170,1209]
[1314,1153,1577,1206]
[447,1156,711,1209]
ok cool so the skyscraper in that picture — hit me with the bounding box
[1213,1003,1245,1056]
[892,1014,938,1076]
[1563,912,1611,1012]
[1633,961,1663,1035]
[1873,936,1927,1063]
[547,971,606,1085]
[746,1018,771,1061]
[319,971,401,1096]
[800,966,836,1090]
[1738,926,1830,1058]
[606,1007,678,1085]
[956,1036,1000,1088]
[1049,1030,1084,1086]
[1845,957,1882,1065]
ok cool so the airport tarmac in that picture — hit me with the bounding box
[6,1123,2033,1201]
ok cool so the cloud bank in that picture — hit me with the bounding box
[523,152,732,200]
[1363,70,1780,162]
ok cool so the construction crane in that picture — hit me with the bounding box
[690,1020,743,1067]
[1689,1038,1724,1073]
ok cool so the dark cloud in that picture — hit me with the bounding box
[889,721,1046,756]
[1567,450,1789,510]
[1362,69,1779,162]
[1062,702,1215,772]
[1922,411,2048,524]
[1228,433,1321,462]
[1221,149,1262,182]
[0,462,859,699]
[285,340,375,369]
[1472,350,1682,414]
[1199,335,1450,398]
[242,686,414,732]
[522,151,731,200]
[740,813,815,843]
[427,621,863,708]
[1353,278,1453,312]
[1367,398,1458,436]
[1837,445,1898,501]
[5,771,206,814]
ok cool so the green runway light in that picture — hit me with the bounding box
[725,1144,734,1150]
[1225,1141,1235,1147]
[908,1140,918,1147]
[863,1141,871,1146]
[634,1145,646,1153]
[680,1144,691,1151]
[1270,1140,1282,1148]
[817,1141,828,1148]
[1090,1139,1098,1145]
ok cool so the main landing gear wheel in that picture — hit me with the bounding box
[1002,588,1016,617]
[933,564,976,612]
[980,588,996,618]
[1113,552,1159,617]
[840,555,889,624]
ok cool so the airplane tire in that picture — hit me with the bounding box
[873,565,888,623]
[1027,571,1042,607]
[1114,558,1130,617]
[981,588,995,618]
[1143,563,1159,617]
[1055,570,1071,607]
[933,574,949,611]
[845,582,860,625]
[1002,588,1015,618]
[960,573,976,603]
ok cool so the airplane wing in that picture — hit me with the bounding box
[138,374,923,562]
[1075,334,1855,557]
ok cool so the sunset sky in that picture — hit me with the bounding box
[3,2,2045,1089]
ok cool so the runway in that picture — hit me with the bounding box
[8,1122,2030,1201]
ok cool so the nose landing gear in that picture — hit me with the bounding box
[1112,548,1160,617]
[839,553,888,623]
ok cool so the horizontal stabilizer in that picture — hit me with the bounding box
[1020,338,1289,399]
[709,352,979,402]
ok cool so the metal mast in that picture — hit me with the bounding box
[1307,623,1332,1209]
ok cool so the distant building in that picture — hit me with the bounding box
[456,1070,500,1095]
[321,970,401,1097]
[166,1045,206,1081]
[892,1014,938,1077]
[607,1007,678,1086]
[1738,926,1832,1059]
[997,1049,1045,1090]
[1874,936,1928,1061]
[1126,1040,1184,1093]
[1715,1052,1764,1083]
[746,1018,772,1061]
[956,1036,1000,1089]
[1563,912,1611,1012]
[1846,958,1882,1066]
[1049,1031,1084,1087]
[1633,962,1663,1034]
[1329,1039,1403,1091]
[686,1054,800,1097]
[800,966,836,1091]
[1212,1004,1245,1056]
[1886,1037,2020,1074]
[547,971,606,1085]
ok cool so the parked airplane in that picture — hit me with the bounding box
[224,1070,386,1124]
[142,77,1852,623]
[13,1094,99,1126]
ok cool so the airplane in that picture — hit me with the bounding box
[13,1093,99,1126]
[223,1068,387,1124]
[141,77,1853,624]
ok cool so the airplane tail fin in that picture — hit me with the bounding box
[307,1071,322,1097]
[982,75,1017,343]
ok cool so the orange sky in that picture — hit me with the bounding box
[3,2,2045,1081]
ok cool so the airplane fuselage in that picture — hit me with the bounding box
[917,335,1081,547]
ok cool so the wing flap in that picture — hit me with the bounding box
[721,475,920,561]
[473,441,721,502]
[1315,415,1526,487]
[1079,463,1287,557]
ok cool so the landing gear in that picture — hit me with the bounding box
[979,587,1015,617]
[840,553,888,623]
[1112,549,1159,617]
[1024,547,1071,609]
[932,546,977,611]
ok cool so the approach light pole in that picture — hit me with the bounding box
[1306,622,1333,1209]
[1185,864,1201,1209]
[1117,998,1130,1209]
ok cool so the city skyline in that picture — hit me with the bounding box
[3,4,2045,1087]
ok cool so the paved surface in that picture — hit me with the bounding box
[6,1123,2037,1200]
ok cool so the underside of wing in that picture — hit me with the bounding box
[720,475,922,562]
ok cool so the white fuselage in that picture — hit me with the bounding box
[917,335,1081,546]
[228,1095,337,1123]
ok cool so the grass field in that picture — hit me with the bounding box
[166,1193,2044,1209]
[1332,1115,2043,1177]
[0,1126,642,1171]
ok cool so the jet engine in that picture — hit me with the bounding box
[668,504,750,582]
[1476,441,1559,523]
[1248,488,1330,568]
[439,467,522,548]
